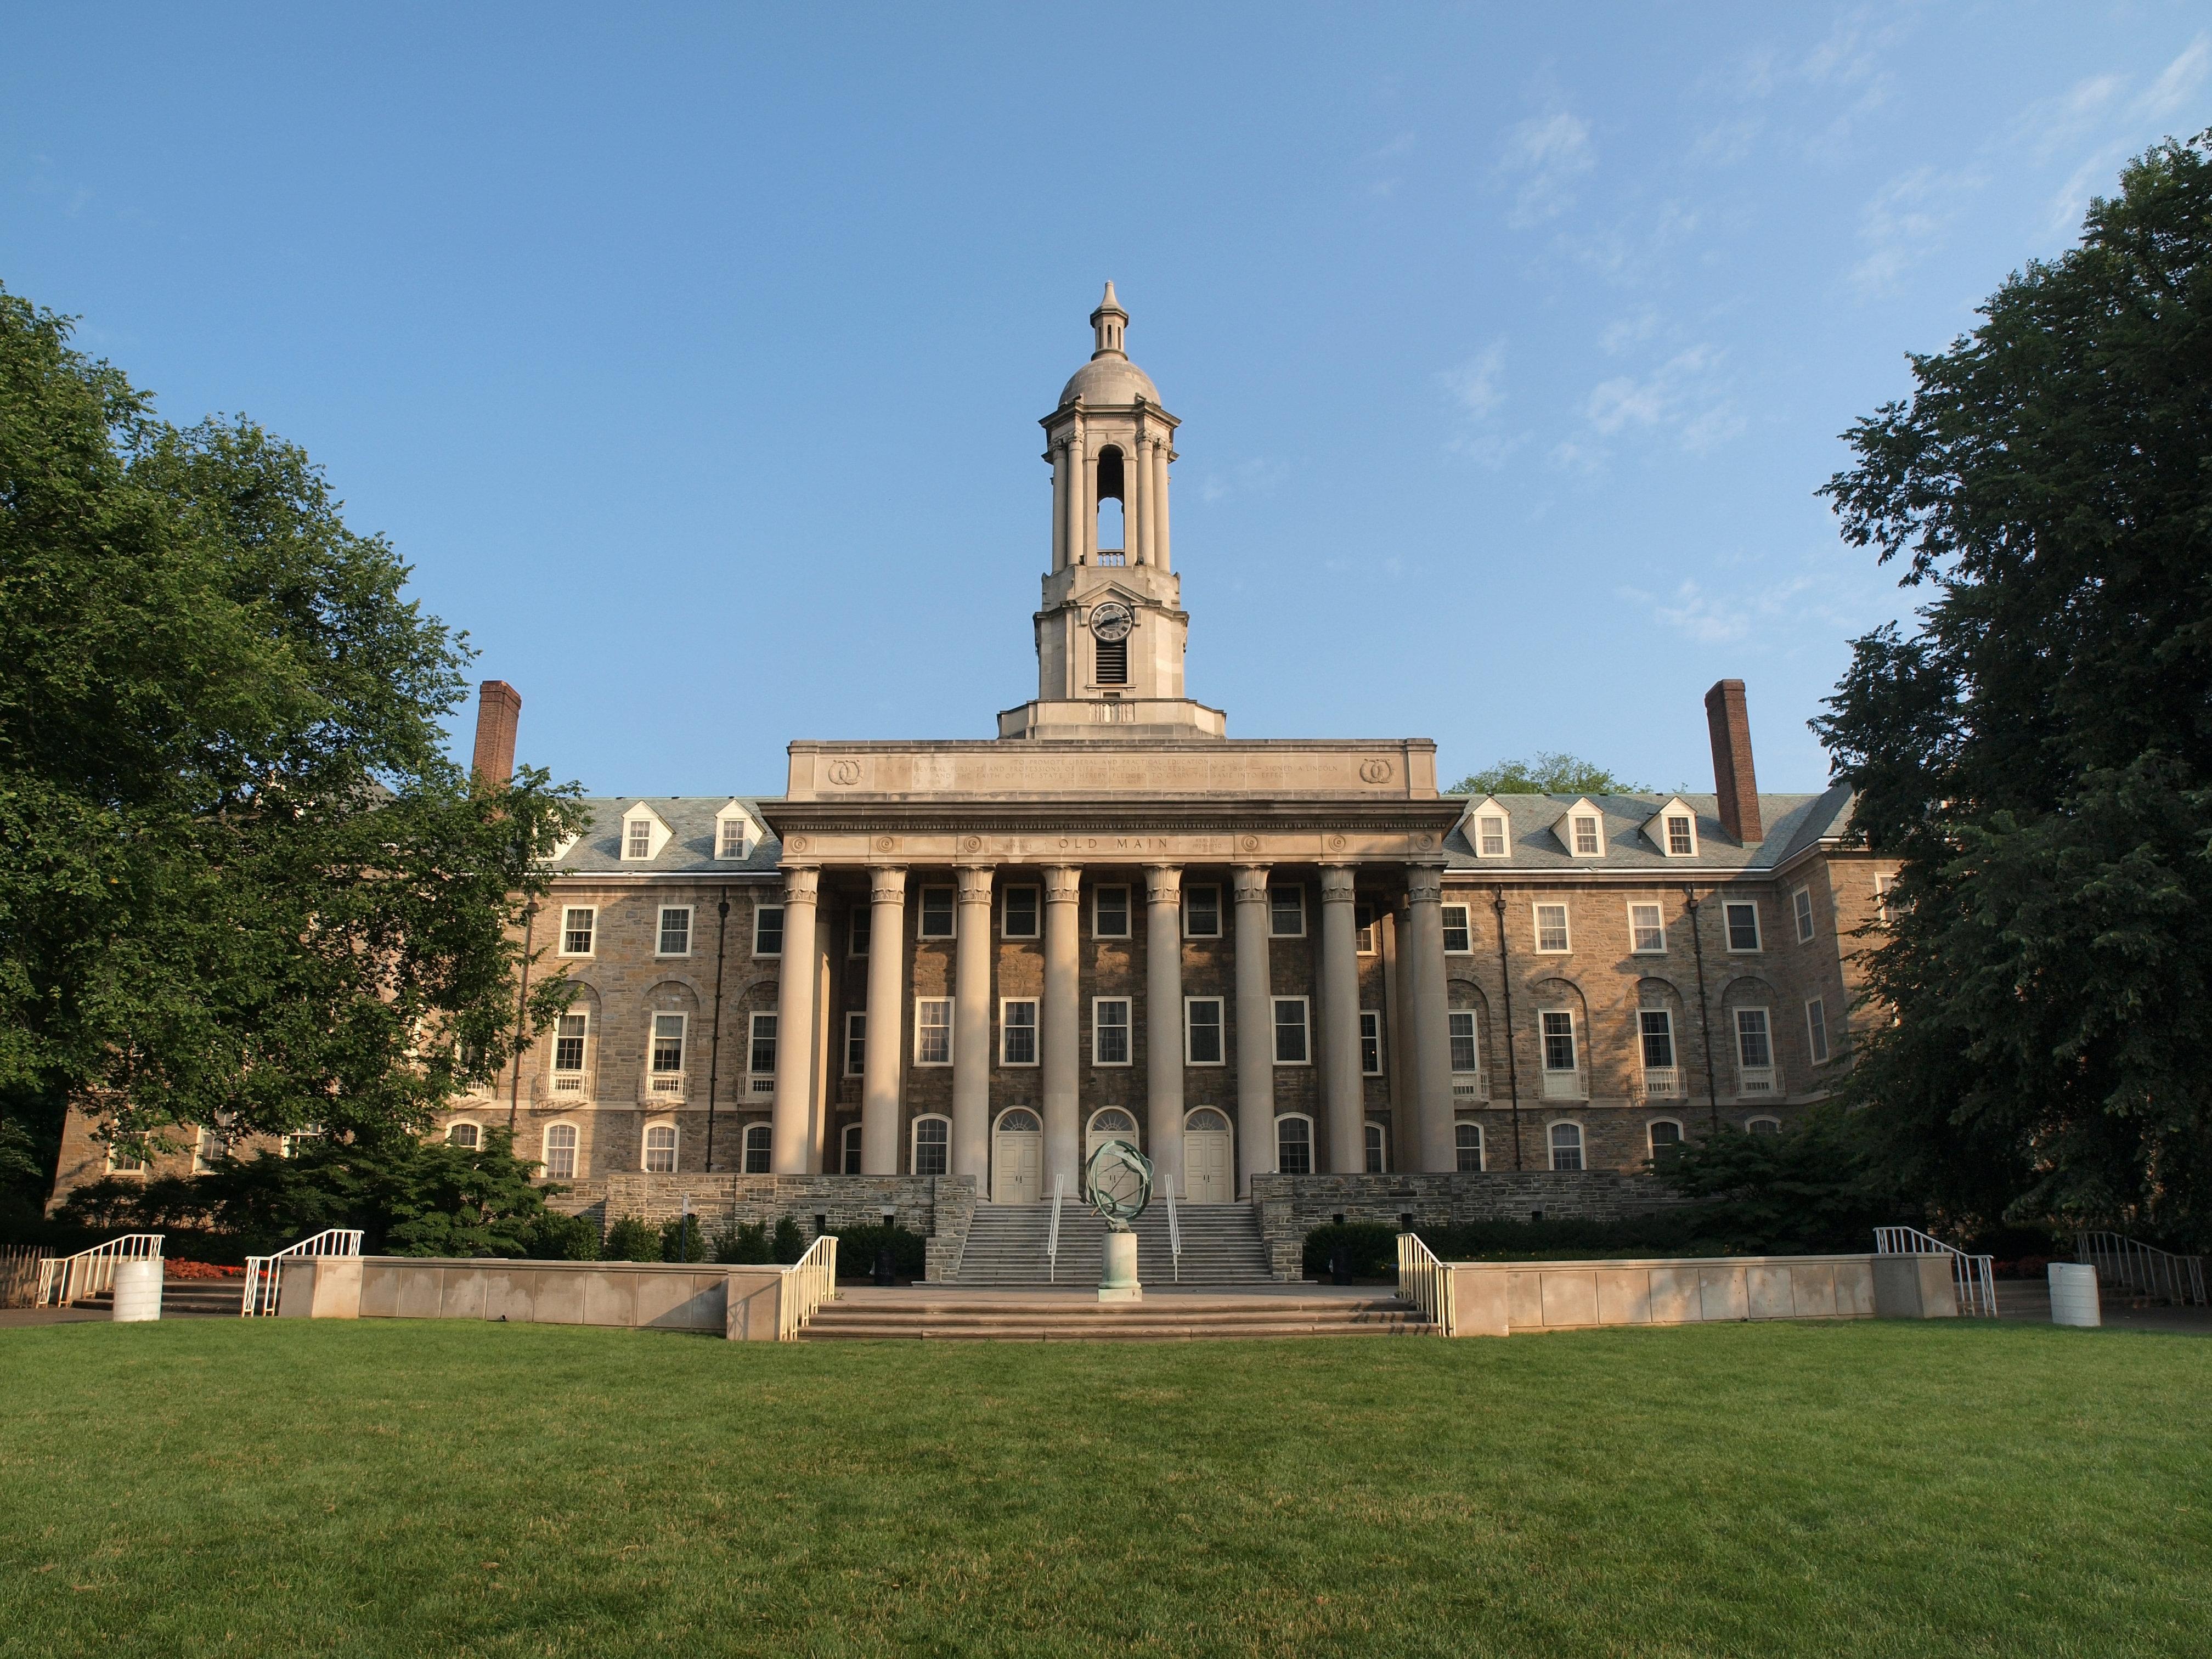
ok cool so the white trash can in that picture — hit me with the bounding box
[111,1258,163,1323]
[2049,1261,2101,1328]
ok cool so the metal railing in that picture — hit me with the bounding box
[2,1245,52,1309]
[1640,1066,1682,1098]
[1396,1232,1456,1336]
[1164,1173,1182,1283]
[777,1233,839,1341]
[36,1234,165,1308]
[1046,1173,1065,1284]
[1874,1226,1997,1317]
[241,1228,366,1317]
[2076,1232,2208,1306]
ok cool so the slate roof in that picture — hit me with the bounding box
[1441,786,1858,873]
[551,798,785,876]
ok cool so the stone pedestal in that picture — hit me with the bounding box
[1099,1229,1141,1303]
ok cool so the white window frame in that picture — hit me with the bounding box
[656,905,693,958]
[844,1011,867,1077]
[1638,1008,1675,1072]
[1092,884,1131,939]
[560,906,596,958]
[1548,1119,1585,1172]
[1540,1008,1581,1098]
[1362,1009,1385,1076]
[1000,998,1040,1066]
[1628,901,1667,955]
[1746,1116,1782,1136]
[1570,813,1604,857]
[747,1011,778,1086]
[840,1122,863,1175]
[1088,1106,1141,1146]
[914,997,954,1066]
[642,1121,679,1174]
[1268,885,1305,938]
[1272,996,1311,1065]
[1441,904,1472,953]
[1184,996,1225,1066]
[1001,885,1041,940]
[1455,1120,1485,1172]
[193,1126,224,1173]
[753,902,784,958]
[105,1142,149,1174]
[1356,902,1381,954]
[1874,873,1897,926]
[1665,813,1696,856]
[542,1122,580,1180]
[445,1121,482,1151]
[717,817,749,860]
[1647,1118,1684,1158]
[742,1121,774,1173]
[1275,1113,1315,1175]
[1792,886,1816,944]
[1183,883,1222,939]
[1735,1006,1776,1096]
[1533,902,1571,954]
[1364,1121,1387,1175]
[917,884,955,939]
[1447,1009,1479,1076]
[911,1114,951,1176]
[648,1012,686,1092]
[1092,997,1133,1067]
[849,906,871,958]
[1724,900,1762,952]
[1475,813,1510,859]
[623,818,654,861]
[1805,997,1830,1065]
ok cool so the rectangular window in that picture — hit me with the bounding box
[1001,999,1039,1065]
[1667,814,1694,856]
[1534,903,1570,953]
[1736,1007,1773,1069]
[1542,1011,1577,1075]
[844,1011,866,1077]
[845,906,870,958]
[915,998,953,1065]
[1640,1009,1674,1069]
[644,1124,678,1174]
[1478,814,1508,857]
[1093,884,1130,938]
[1273,997,1310,1065]
[912,1118,949,1177]
[1805,998,1830,1064]
[1269,887,1305,938]
[1549,1122,1584,1172]
[1002,885,1040,939]
[754,904,784,957]
[918,885,955,938]
[1629,902,1666,953]
[651,1013,685,1076]
[657,906,691,957]
[1355,903,1379,953]
[543,1124,578,1180]
[554,1012,588,1074]
[743,1125,772,1173]
[561,906,595,956]
[625,819,652,860]
[1793,887,1816,944]
[1448,1010,1479,1074]
[719,818,747,859]
[1184,885,1222,939]
[748,1012,777,1079]
[1875,873,1897,925]
[1185,997,1224,1065]
[1365,1122,1386,1174]
[1572,814,1602,855]
[1725,901,1761,951]
[1441,904,1471,953]
[1093,998,1131,1066]
[1362,1009,1385,1075]
[1456,1121,1484,1173]
[193,1126,223,1175]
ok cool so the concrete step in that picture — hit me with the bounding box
[78,1280,245,1316]
[799,1294,1434,1341]
[954,1202,1274,1286]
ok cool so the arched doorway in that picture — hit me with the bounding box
[991,1108,1043,1203]
[1086,1107,1139,1167]
[1183,1108,1232,1201]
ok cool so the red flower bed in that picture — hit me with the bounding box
[165,1260,245,1279]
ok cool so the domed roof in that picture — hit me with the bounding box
[1059,353,1159,407]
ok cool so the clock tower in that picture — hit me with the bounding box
[998,284,1228,741]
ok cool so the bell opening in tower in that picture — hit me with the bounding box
[1096,637,1128,685]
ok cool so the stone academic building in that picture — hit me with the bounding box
[52,288,1892,1255]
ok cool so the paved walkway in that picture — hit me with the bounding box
[1995,1279,2211,1336]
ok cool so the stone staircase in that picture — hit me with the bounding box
[953,1202,1273,1285]
[78,1278,245,1317]
[800,1293,1432,1341]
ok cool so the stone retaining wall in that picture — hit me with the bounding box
[596,1173,975,1244]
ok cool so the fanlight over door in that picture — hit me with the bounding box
[1086,1107,1139,1167]
[991,1108,1043,1203]
[1183,1108,1233,1202]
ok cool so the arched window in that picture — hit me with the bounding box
[1364,1121,1387,1174]
[1548,1121,1584,1172]
[1276,1114,1313,1176]
[643,1123,678,1173]
[1455,1121,1484,1172]
[742,1122,772,1173]
[1647,1120,1683,1157]
[841,1122,862,1175]
[1184,1107,1229,1133]
[1746,1116,1782,1136]
[446,1121,481,1151]
[912,1114,951,1176]
[543,1122,579,1180]
[1096,446,1127,561]
[997,1108,1042,1133]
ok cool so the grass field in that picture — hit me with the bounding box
[1,1319,2205,1657]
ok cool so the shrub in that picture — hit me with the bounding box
[712,1221,771,1265]
[660,1214,709,1263]
[602,1215,661,1262]
[1302,1223,1400,1280]
[834,1223,927,1281]
[771,1215,805,1264]
[523,1210,600,1261]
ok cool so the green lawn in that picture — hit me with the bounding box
[1,1320,2204,1657]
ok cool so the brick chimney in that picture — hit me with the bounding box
[1703,678,1762,845]
[470,680,522,785]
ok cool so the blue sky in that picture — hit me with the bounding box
[5,5,2206,797]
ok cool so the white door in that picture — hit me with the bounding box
[1086,1108,1139,1167]
[1183,1108,1233,1202]
[992,1109,1043,1203]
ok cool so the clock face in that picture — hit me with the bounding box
[1090,602,1135,642]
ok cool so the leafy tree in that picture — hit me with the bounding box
[0,286,585,1182]
[1448,752,1649,796]
[1814,134,2212,1246]
[603,1216,662,1262]
[1650,1113,1899,1256]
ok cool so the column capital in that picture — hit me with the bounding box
[1043,865,1083,904]
[1406,865,1446,904]
[1319,865,1358,902]
[1231,864,1272,902]
[955,865,995,905]
[1145,864,1182,904]
[868,866,908,904]
[782,867,820,904]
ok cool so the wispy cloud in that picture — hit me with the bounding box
[1618,557,1895,650]
[1363,129,1417,199]
[2037,35,2211,232]
[1849,165,1984,296]
[1582,345,1743,453]
[1497,109,1594,229]
[1438,340,1523,467]
[1195,458,1286,504]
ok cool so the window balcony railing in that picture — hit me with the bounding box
[1640,1066,1681,1098]
[1096,550,1126,566]
[748,1074,774,1096]
[648,1072,685,1095]
[1541,1070,1582,1101]
[1451,1077,1489,1103]
[551,1073,584,1093]
[1736,1066,1776,1097]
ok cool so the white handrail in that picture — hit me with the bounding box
[1046,1173,1065,1284]
[1396,1231,1455,1336]
[777,1233,839,1341]
[1164,1172,1182,1283]
[2076,1231,2208,1306]
[241,1228,366,1317]
[36,1234,165,1308]
[1873,1226,1997,1317]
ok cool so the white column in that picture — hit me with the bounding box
[769,866,820,1175]
[952,865,995,1184]
[1050,447,1068,573]
[1404,866,1455,1172]
[1081,445,1099,565]
[1042,865,1082,1194]
[1128,435,1149,565]
[1153,439,1171,572]
[1318,865,1364,1175]
[1231,865,1273,1196]
[1064,435,1085,567]
[1144,865,1186,1197]
[861,866,906,1175]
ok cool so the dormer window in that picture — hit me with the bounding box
[719,819,747,859]
[1462,798,1512,859]
[618,802,673,862]
[1644,797,1701,858]
[1556,799,1606,859]
[1667,815,1693,855]
[1480,816,1507,857]
[624,819,652,860]
[1572,815,1601,855]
